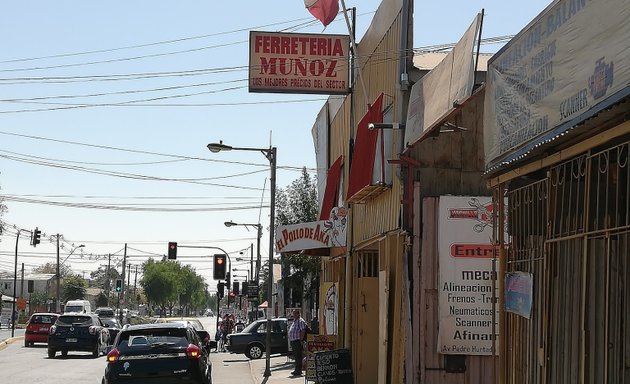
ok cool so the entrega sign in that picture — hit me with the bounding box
[275,207,347,253]
[249,31,350,95]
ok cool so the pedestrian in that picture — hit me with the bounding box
[288,309,308,376]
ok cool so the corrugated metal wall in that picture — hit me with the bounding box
[497,123,630,383]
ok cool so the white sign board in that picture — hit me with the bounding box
[275,207,347,253]
[484,0,630,170]
[437,196,498,355]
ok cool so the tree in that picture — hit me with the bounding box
[62,275,87,301]
[90,266,121,290]
[95,292,108,307]
[275,168,321,305]
[33,262,73,277]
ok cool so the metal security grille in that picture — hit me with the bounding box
[504,138,630,383]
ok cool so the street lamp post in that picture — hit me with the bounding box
[56,237,85,313]
[208,141,276,378]
[224,221,262,293]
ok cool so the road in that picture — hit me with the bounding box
[0,315,258,384]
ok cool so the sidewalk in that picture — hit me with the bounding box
[249,355,308,384]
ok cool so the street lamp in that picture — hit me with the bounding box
[224,221,262,290]
[56,243,85,313]
[208,141,277,378]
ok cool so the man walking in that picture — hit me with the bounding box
[288,309,308,376]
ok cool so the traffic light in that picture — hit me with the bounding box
[232,281,240,295]
[115,279,123,293]
[32,227,41,247]
[167,242,177,259]
[226,272,231,292]
[217,282,225,299]
[213,254,227,280]
[241,281,249,296]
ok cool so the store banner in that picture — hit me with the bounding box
[321,282,338,335]
[249,31,350,95]
[437,196,500,355]
[484,0,630,170]
[275,207,347,253]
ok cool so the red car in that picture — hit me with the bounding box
[24,313,59,347]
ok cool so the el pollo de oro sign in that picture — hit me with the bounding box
[249,31,350,95]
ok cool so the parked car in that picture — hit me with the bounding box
[103,322,213,384]
[154,317,205,331]
[101,318,122,344]
[225,318,288,359]
[47,313,109,358]
[95,307,115,318]
[24,313,59,347]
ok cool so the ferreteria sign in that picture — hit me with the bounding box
[275,207,347,253]
[249,31,350,95]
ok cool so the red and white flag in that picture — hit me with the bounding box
[304,0,339,27]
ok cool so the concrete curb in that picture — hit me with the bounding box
[0,336,23,351]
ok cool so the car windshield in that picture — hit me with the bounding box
[117,328,189,351]
[30,315,56,324]
[57,315,92,325]
[102,318,121,328]
[64,306,84,313]
[242,321,263,333]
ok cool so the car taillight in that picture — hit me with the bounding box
[89,326,97,335]
[49,325,56,334]
[106,348,120,363]
[186,344,201,359]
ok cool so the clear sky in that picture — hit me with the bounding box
[0,1,552,290]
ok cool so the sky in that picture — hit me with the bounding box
[0,1,552,291]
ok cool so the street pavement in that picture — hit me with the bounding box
[1,320,305,383]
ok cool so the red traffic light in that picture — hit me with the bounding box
[168,242,177,259]
[217,258,224,264]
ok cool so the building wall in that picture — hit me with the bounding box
[318,1,408,383]
[407,93,493,383]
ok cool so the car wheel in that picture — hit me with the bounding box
[24,340,29,347]
[48,348,56,358]
[245,343,264,359]
[61,350,68,357]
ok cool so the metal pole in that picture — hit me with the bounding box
[106,254,111,299]
[264,146,277,378]
[11,230,20,337]
[56,234,60,313]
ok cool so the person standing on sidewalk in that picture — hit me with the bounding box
[288,309,307,376]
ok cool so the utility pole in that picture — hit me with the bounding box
[12,230,21,337]
[20,263,24,299]
[119,244,127,324]
[56,234,60,313]
[106,253,111,298]
[134,266,138,310]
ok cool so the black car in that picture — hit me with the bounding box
[95,307,115,318]
[225,318,288,359]
[48,313,109,358]
[101,318,123,344]
[103,322,212,384]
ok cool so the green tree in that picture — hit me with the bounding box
[90,266,121,290]
[275,168,321,304]
[95,292,108,307]
[62,275,87,301]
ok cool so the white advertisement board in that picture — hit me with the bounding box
[274,207,347,253]
[437,196,498,355]
[484,0,630,171]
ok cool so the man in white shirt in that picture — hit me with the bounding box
[288,309,307,376]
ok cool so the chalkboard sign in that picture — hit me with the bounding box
[314,348,353,384]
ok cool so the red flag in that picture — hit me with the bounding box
[304,0,339,27]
